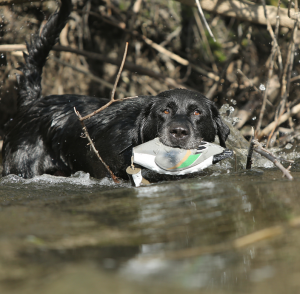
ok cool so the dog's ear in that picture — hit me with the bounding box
[136,101,156,144]
[209,102,230,148]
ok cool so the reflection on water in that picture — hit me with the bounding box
[0,167,300,293]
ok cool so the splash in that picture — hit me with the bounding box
[0,171,123,187]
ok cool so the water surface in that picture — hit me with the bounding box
[1,161,300,294]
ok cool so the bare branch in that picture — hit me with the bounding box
[111,42,128,101]
[72,43,133,182]
[252,139,293,180]
[78,43,137,122]
[74,108,119,183]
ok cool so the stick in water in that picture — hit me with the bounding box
[246,138,294,180]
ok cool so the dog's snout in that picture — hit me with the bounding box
[169,125,190,139]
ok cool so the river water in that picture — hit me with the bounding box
[1,143,300,294]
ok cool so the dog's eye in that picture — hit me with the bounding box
[164,109,170,114]
[194,110,201,115]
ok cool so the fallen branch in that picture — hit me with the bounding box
[251,139,293,180]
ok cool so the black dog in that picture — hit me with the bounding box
[2,0,229,182]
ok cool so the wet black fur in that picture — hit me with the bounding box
[2,0,230,181]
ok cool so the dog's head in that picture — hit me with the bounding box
[139,89,230,148]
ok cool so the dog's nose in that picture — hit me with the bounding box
[170,126,190,139]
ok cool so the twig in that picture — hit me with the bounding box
[252,139,293,180]
[74,108,119,183]
[195,0,216,42]
[73,43,130,182]
[110,43,128,100]
[78,43,141,121]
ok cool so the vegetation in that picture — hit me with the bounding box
[1,0,300,150]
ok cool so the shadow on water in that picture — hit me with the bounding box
[1,165,300,293]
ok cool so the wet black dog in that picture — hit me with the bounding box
[2,0,229,181]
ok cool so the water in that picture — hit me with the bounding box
[1,163,300,293]
[1,113,300,293]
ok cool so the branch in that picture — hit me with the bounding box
[252,139,293,180]
[110,43,128,101]
[73,43,130,182]
[74,108,119,183]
